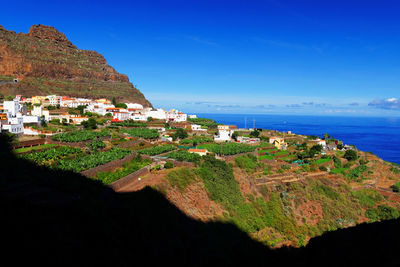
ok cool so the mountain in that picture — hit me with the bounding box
[0,24,152,107]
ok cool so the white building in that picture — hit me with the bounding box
[167,110,187,122]
[237,136,260,144]
[70,116,89,125]
[1,100,24,134]
[145,108,167,120]
[130,113,147,121]
[188,115,197,119]
[85,103,115,116]
[46,95,62,106]
[190,124,206,131]
[214,125,234,142]
[3,100,20,117]
[113,111,130,121]
[126,103,144,110]
[22,115,41,124]
[188,148,208,156]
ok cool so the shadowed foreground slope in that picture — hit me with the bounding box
[0,135,399,266]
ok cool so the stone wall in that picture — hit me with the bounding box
[108,165,151,191]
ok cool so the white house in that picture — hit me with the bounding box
[237,136,260,144]
[70,116,89,125]
[85,103,115,116]
[214,125,234,142]
[46,95,62,106]
[22,115,41,124]
[188,115,197,119]
[188,148,208,156]
[130,113,147,121]
[3,100,20,117]
[145,108,167,120]
[126,103,144,110]
[190,124,205,131]
[167,110,187,122]
[113,111,130,121]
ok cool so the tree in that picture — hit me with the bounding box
[337,143,344,150]
[147,117,153,122]
[5,95,14,101]
[250,130,260,138]
[231,131,239,141]
[76,105,87,115]
[82,118,97,129]
[112,97,117,106]
[115,103,127,109]
[41,118,47,127]
[105,113,112,117]
[305,145,323,158]
[173,128,188,140]
[344,150,358,161]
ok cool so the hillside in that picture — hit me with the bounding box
[0,24,152,106]
[2,135,400,266]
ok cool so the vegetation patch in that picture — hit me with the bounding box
[123,128,159,139]
[366,205,400,222]
[57,148,131,172]
[200,143,255,155]
[52,130,109,142]
[167,167,198,192]
[235,154,258,173]
[137,144,176,156]
[95,155,151,184]
[166,150,202,162]
[14,144,57,153]
[351,189,383,208]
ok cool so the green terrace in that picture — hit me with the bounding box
[20,146,131,173]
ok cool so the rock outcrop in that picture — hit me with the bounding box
[0,24,152,106]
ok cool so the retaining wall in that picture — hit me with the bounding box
[108,165,151,191]
[13,138,46,149]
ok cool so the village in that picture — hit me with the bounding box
[2,93,400,248]
[0,93,368,184]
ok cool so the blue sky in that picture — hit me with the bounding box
[2,0,400,116]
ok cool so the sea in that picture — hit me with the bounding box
[197,114,400,165]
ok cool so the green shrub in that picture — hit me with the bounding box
[235,154,257,173]
[344,150,358,161]
[366,205,400,222]
[351,189,383,208]
[167,167,197,192]
[164,161,174,169]
[390,183,400,193]
[319,166,328,172]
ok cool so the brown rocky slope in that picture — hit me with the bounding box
[0,24,152,106]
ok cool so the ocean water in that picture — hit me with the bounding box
[197,114,400,165]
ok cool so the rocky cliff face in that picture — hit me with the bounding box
[0,24,152,106]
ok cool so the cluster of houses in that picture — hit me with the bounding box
[0,94,193,136]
